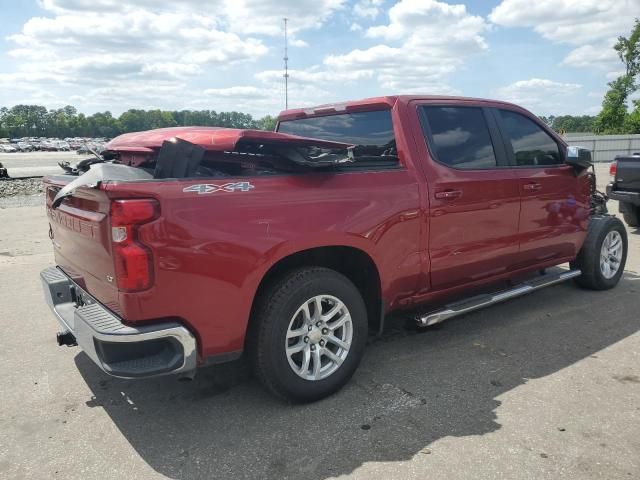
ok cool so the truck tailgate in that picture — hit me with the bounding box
[45,177,121,313]
[614,155,640,191]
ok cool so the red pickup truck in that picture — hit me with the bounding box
[41,96,628,402]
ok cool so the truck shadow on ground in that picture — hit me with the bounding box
[75,272,640,480]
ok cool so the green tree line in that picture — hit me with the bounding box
[539,115,597,133]
[0,105,277,139]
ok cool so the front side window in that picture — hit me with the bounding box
[498,110,562,166]
[420,106,497,169]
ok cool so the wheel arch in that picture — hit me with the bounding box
[246,245,383,349]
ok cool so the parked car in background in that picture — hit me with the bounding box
[76,142,106,154]
[16,142,34,152]
[39,140,58,151]
[608,153,640,227]
[0,144,17,153]
[56,141,71,151]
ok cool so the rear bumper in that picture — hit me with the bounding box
[40,266,197,379]
[606,186,640,206]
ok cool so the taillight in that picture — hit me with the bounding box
[609,160,617,183]
[110,199,159,292]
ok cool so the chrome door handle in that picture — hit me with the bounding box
[434,189,463,200]
[523,182,542,191]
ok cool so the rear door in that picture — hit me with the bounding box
[493,108,589,267]
[417,104,521,290]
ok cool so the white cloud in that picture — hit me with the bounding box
[365,0,488,43]
[325,0,489,91]
[200,81,331,115]
[203,86,271,99]
[489,0,636,43]
[39,0,344,36]
[583,105,601,115]
[253,68,364,112]
[222,0,345,37]
[606,70,626,81]
[256,67,373,86]
[290,39,309,48]
[353,0,384,19]
[495,78,583,114]
[38,0,218,13]
[490,0,639,72]
[3,0,348,115]
[7,9,268,76]
[561,43,621,71]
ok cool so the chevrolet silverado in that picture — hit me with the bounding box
[41,96,628,402]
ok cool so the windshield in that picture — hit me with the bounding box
[277,110,395,150]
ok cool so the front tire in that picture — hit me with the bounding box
[251,267,368,403]
[571,215,627,290]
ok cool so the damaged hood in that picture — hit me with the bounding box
[104,127,352,154]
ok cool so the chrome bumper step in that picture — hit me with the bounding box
[40,266,197,378]
[416,269,582,327]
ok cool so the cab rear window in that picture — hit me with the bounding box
[276,110,399,170]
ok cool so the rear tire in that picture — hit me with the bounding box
[570,215,627,290]
[250,267,368,403]
[621,202,640,227]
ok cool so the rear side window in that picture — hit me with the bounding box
[498,110,562,166]
[420,106,497,169]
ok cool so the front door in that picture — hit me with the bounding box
[493,108,589,267]
[417,104,522,291]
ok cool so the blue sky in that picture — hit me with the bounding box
[0,0,637,117]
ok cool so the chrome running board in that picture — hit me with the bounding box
[416,269,582,327]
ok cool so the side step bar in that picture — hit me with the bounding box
[416,269,582,327]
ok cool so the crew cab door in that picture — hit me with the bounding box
[492,108,589,266]
[415,104,521,290]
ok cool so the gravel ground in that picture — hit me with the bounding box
[0,178,44,197]
[0,152,71,204]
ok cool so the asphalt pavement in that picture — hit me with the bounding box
[0,151,79,177]
[0,161,638,480]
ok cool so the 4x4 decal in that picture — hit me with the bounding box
[183,182,255,194]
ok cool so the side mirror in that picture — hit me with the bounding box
[566,146,592,171]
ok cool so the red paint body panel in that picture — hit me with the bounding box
[515,166,590,265]
[44,95,590,362]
